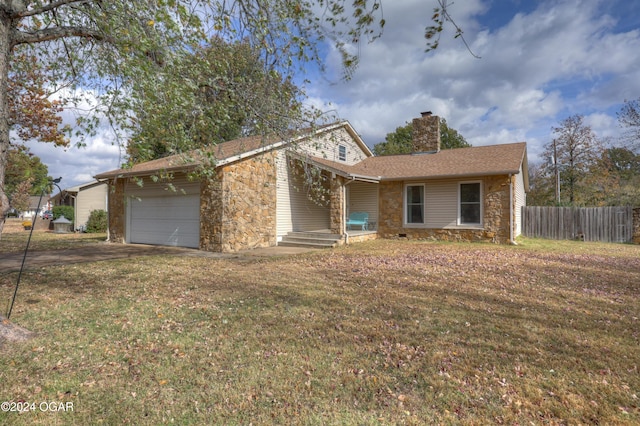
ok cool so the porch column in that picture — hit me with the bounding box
[330,175,344,234]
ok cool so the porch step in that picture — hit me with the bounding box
[278,232,342,249]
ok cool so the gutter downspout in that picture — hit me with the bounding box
[343,177,357,245]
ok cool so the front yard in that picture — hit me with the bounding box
[0,234,638,424]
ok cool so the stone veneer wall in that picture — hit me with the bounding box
[377,175,513,244]
[199,170,224,252]
[106,178,125,243]
[633,208,640,244]
[200,153,278,252]
[483,175,512,243]
[330,175,344,234]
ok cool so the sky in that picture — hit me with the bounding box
[24,0,640,191]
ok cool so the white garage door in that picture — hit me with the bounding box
[128,194,200,248]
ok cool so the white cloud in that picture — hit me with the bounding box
[310,0,640,164]
[17,0,640,184]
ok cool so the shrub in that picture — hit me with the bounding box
[52,205,74,225]
[85,209,108,233]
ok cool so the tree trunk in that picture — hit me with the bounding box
[0,11,12,236]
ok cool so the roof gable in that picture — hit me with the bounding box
[95,121,370,180]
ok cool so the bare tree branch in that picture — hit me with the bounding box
[12,0,92,19]
[11,26,107,47]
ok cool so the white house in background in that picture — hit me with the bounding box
[21,195,50,218]
[51,180,108,231]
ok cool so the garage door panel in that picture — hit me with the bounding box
[128,194,200,248]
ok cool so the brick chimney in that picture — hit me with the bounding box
[412,111,441,154]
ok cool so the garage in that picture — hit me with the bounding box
[125,179,201,248]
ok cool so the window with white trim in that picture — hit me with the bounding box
[338,145,347,161]
[405,184,425,224]
[459,182,482,225]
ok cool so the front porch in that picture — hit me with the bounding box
[280,157,380,249]
[278,228,378,249]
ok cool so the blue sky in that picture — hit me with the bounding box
[308,0,640,156]
[26,0,640,190]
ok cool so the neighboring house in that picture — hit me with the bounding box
[21,195,50,218]
[50,181,108,231]
[95,114,529,252]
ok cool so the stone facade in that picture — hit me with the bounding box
[199,171,224,251]
[330,175,345,234]
[201,153,278,252]
[483,175,513,243]
[106,178,126,243]
[376,175,513,244]
[104,154,277,253]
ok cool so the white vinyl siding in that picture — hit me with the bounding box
[404,179,483,229]
[75,183,108,230]
[288,169,330,231]
[276,151,293,238]
[347,182,378,227]
[295,127,367,165]
[125,175,201,248]
[514,167,526,236]
[275,151,329,237]
[424,181,459,228]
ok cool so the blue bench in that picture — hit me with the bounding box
[346,212,368,230]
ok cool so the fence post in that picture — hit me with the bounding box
[633,208,640,245]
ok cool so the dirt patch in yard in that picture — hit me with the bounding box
[0,315,34,347]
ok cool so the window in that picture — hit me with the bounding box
[459,182,481,225]
[405,185,424,224]
[338,145,347,161]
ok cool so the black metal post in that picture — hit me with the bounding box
[7,177,62,319]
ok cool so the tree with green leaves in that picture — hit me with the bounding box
[126,37,302,164]
[0,1,467,232]
[526,161,555,206]
[0,0,392,232]
[5,147,50,196]
[591,147,640,206]
[373,118,471,156]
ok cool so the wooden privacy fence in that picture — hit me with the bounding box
[522,206,635,243]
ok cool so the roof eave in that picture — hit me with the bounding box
[380,169,523,181]
[288,152,380,182]
[95,163,200,181]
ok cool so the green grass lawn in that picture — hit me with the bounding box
[1,237,638,424]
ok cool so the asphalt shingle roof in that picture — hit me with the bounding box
[95,128,526,182]
[95,134,276,179]
[309,142,528,181]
